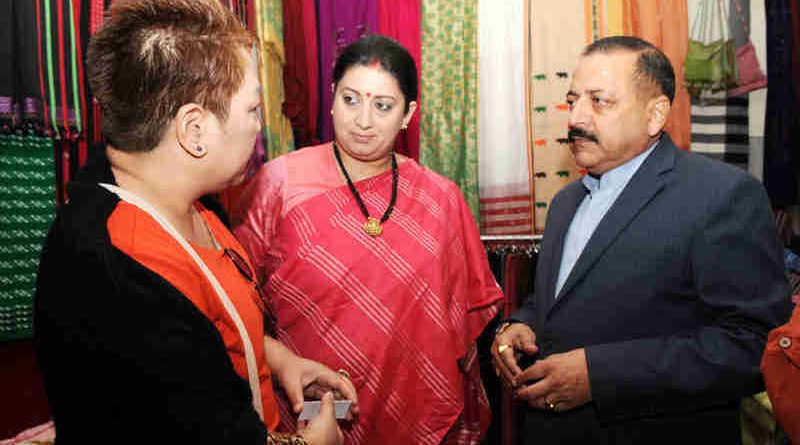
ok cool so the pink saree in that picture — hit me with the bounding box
[232,143,502,445]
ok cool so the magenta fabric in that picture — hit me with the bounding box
[302,0,318,146]
[317,0,378,143]
[378,0,421,160]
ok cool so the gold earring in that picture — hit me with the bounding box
[401,123,408,130]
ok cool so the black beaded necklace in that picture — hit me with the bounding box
[332,141,398,236]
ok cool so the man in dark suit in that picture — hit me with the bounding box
[491,36,792,444]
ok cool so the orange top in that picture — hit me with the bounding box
[108,201,280,430]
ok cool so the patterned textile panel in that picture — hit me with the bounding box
[527,0,588,233]
[420,0,480,222]
[0,135,56,342]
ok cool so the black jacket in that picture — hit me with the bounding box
[33,147,266,444]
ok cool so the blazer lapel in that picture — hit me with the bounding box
[551,136,678,307]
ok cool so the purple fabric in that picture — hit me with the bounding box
[316,0,378,143]
[0,97,12,115]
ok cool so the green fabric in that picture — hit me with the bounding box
[68,0,82,132]
[419,0,480,224]
[43,0,59,137]
[255,0,294,160]
[0,135,56,342]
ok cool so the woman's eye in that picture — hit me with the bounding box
[375,101,392,111]
[343,94,359,105]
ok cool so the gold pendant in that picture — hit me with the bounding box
[363,217,383,236]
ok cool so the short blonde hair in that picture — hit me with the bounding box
[87,0,256,152]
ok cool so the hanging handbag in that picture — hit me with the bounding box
[684,0,738,96]
[728,0,767,96]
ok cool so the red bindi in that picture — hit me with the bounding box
[366,92,372,97]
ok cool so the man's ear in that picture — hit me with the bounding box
[647,95,671,137]
[175,103,208,158]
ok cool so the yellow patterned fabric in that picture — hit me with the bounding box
[253,0,295,160]
[420,0,480,223]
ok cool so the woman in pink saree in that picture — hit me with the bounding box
[232,35,503,445]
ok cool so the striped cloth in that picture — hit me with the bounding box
[690,93,750,170]
[0,421,54,445]
[232,143,503,445]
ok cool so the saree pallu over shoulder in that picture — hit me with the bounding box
[233,144,503,445]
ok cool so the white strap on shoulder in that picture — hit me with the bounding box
[99,183,264,420]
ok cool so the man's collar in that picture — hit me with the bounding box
[582,137,661,193]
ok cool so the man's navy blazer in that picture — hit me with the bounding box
[512,133,792,444]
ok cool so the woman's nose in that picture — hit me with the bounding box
[355,103,372,129]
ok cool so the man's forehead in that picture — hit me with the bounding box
[571,52,636,88]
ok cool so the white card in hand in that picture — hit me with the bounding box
[298,400,352,421]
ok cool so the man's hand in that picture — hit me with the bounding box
[490,323,538,388]
[513,348,592,412]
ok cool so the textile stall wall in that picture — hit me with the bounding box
[243,0,787,237]
[1,0,798,440]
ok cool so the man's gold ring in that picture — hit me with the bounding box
[545,399,558,412]
[337,369,350,379]
[497,344,510,354]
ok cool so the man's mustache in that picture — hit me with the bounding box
[567,128,599,143]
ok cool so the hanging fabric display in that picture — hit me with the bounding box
[623,0,691,150]
[0,1,42,133]
[316,0,378,144]
[688,0,750,171]
[477,0,532,236]
[728,0,767,96]
[0,134,56,342]
[420,0,480,222]
[478,239,538,445]
[281,0,318,148]
[253,0,295,161]
[527,0,587,234]
[32,0,93,204]
[685,0,738,98]
[377,0,421,160]
[690,92,750,170]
